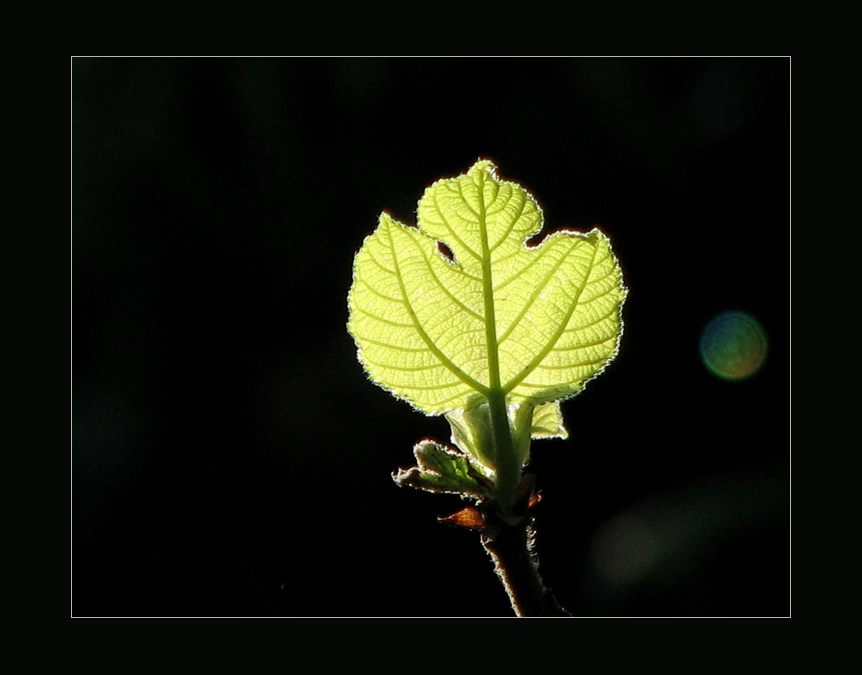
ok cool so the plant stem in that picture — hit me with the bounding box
[486,387,520,518]
[482,517,571,617]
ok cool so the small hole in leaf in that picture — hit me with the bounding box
[437,241,455,263]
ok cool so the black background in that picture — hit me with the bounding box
[73,57,790,617]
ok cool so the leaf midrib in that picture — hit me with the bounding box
[477,170,503,393]
[382,174,607,408]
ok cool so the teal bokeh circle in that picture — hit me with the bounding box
[700,311,767,380]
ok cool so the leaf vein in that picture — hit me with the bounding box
[356,276,405,304]
[386,219,489,397]
[408,233,484,322]
[502,241,601,393]
[497,241,576,344]
[359,337,430,353]
[432,187,483,263]
[363,357,449,374]
[490,190,527,252]
[354,306,414,328]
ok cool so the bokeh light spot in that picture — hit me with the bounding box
[592,515,660,587]
[700,311,767,380]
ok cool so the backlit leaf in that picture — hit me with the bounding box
[347,160,626,418]
[392,440,491,497]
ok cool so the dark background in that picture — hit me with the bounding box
[73,57,790,617]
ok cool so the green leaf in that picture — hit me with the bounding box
[445,402,545,471]
[348,160,626,418]
[445,405,496,470]
[392,440,491,497]
[530,401,568,440]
